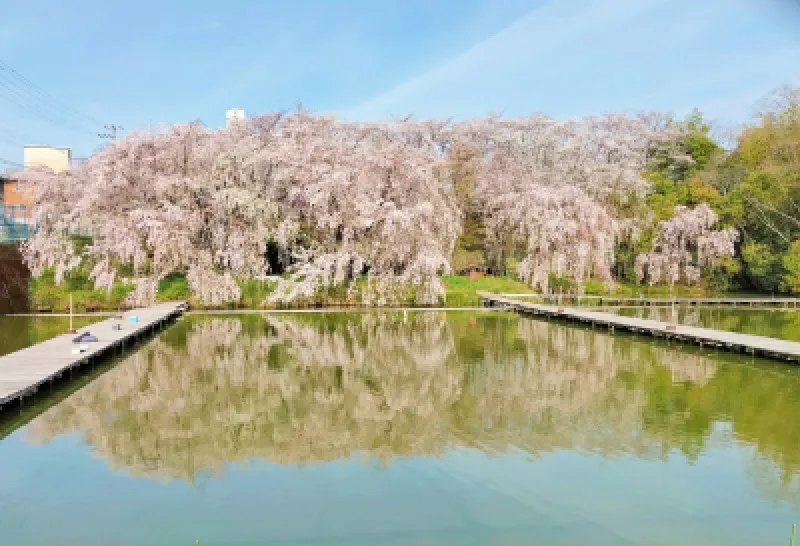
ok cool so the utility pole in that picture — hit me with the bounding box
[98,124,123,140]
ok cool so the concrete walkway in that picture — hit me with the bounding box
[0,302,185,407]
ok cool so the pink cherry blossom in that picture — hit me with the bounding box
[636,204,737,286]
[17,109,707,303]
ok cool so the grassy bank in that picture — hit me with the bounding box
[441,275,535,306]
[27,270,731,312]
[28,272,536,311]
[588,283,712,298]
[29,270,135,312]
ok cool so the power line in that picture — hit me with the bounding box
[0,59,104,128]
[98,124,123,140]
[0,59,104,135]
[0,77,97,135]
[0,134,25,148]
[0,128,36,143]
[0,60,103,126]
[1,128,32,141]
[0,157,23,168]
[0,78,97,134]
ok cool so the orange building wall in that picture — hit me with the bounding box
[2,180,31,208]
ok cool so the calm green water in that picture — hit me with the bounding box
[0,315,102,357]
[1,311,800,545]
[608,306,800,341]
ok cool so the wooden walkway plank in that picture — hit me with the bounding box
[479,292,800,363]
[498,294,800,307]
[0,302,185,407]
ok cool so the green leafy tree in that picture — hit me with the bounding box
[707,255,741,292]
[741,241,782,293]
[647,109,722,183]
[703,85,800,292]
[782,240,800,294]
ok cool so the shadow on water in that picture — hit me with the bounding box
[0,356,118,440]
[0,329,165,440]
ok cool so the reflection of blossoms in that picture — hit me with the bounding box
[26,313,731,485]
[455,319,717,458]
[660,351,716,385]
[453,319,650,457]
[27,313,462,482]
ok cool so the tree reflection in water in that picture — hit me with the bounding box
[25,312,800,506]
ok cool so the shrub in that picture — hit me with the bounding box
[583,279,606,295]
[157,272,190,301]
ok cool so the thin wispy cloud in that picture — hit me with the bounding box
[346,0,670,118]
[345,0,800,124]
[0,0,797,162]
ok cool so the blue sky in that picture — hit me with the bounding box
[0,0,798,164]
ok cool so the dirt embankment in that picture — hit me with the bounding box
[0,244,29,314]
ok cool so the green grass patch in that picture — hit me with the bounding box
[29,268,134,312]
[28,267,732,312]
[239,279,277,308]
[605,283,711,298]
[442,275,534,307]
[157,272,190,302]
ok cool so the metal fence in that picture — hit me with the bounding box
[0,204,34,243]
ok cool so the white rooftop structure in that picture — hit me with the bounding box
[226,109,246,127]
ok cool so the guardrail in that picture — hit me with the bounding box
[0,204,34,243]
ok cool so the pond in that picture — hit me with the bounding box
[0,315,104,357]
[1,311,799,545]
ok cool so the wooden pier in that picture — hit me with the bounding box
[479,292,800,363]
[498,294,800,307]
[0,302,186,408]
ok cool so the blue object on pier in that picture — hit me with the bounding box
[72,332,98,343]
[129,316,139,324]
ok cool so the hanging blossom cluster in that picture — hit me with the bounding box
[451,114,671,292]
[18,109,690,304]
[19,113,460,305]
[479,166,618,293]
[635,204,738,285]
[451,113,676,197]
